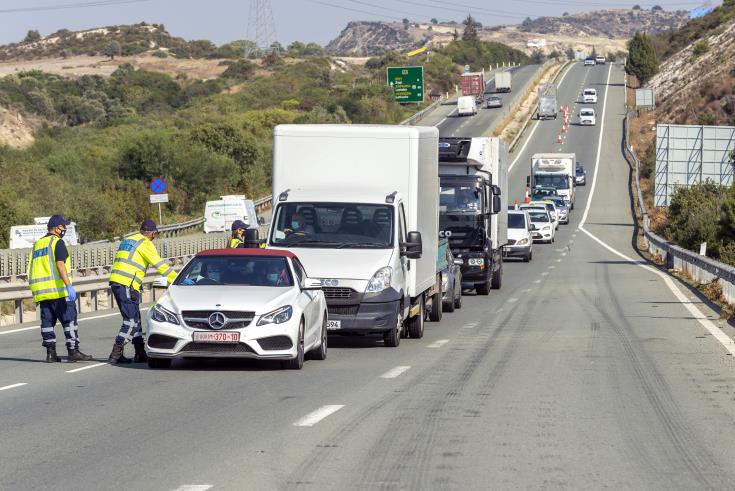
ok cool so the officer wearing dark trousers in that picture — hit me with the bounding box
[107,220,177,364]
[27,214,93,362]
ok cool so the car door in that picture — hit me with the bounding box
[292,258,320,346]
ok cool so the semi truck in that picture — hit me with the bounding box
[494,71,512,93]
[268,124,443,347]
[438,137,508,294]
[537,83,558,120]
[460,71,485,103]
[529,153,576,209]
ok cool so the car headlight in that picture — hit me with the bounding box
[542,226,551,231]
[468,258,484,266]
[365,266,392,293]
[257,305,293,326]
[151,304,179,325]
[441,274,448,290]
[516,238,529,245]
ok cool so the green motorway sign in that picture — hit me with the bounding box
[387,66,424,103]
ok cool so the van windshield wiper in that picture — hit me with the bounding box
[336,242,386,249]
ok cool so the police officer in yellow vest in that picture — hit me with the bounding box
[107,220,177,364]
[27,214,93,363]
[228,220,248,248]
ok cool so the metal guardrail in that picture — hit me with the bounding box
[623,112,735,305]
[399,95,446,126]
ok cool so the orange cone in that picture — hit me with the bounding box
[524,187,530,203]
[557,134,563,144]
[562,125,567,133]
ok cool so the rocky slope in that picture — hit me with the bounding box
[520,9,688,38]
[326,22,419,55]
[648,16,735,125]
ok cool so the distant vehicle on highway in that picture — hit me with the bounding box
[527,209,555,243]
[145,248,328,370]
[441,247,463,312]
[584,57,596,66]
[504,210,533,262]
[494,71,512,93]
[579,108,596,126]
[530,185,558,201]
[545,196,569,224]
[485,95,503,108]
[582,88,598,103]
[575,163,587,185]
[537,83,558,120]
[457,95,478,116]
[596,56,606,65]
[527,200,559,230]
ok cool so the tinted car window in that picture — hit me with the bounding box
[176,256,294,287]
[508,213,526,228]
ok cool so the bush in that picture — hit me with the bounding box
[692,39,710,58]
[221,60,256,80]
[626,32,659,83]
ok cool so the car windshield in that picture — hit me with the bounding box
[534,176,569,190]
[584,90,595,95]
[175,256,293,287]
[529,212,549,222]
[550,199,566,209]
[270,202,393,248]
[581,110,594,116]
[440,183,483,214]
[576,167,585,175]
[508,213,526,228]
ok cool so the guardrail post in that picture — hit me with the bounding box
[15,299,23,324]
[91,290,98,312]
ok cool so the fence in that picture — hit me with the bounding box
[623,112,735,305]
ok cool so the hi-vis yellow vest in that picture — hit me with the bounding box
[228,237,244,248]
[109,233,176,291]
[28,235,71,303]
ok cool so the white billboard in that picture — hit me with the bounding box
[9,223,79,250]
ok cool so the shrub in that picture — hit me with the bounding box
[221,60,256,80]
[692,39,710,58]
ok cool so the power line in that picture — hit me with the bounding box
[304,0,405,21]
[0,0,151,14]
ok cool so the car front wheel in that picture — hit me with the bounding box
[283,321,305,370]
[308,315,327,361]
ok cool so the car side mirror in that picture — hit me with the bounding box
[244,228,261,248]
[402,231,422,259]
[302,278,322,290]
[258,216,266,226]
[152,276,169,289]
[529,224,537,231]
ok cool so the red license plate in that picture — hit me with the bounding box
[192,331,240,343]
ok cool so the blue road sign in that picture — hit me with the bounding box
[150,177,167,194]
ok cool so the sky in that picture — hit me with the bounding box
[0,0,713,47]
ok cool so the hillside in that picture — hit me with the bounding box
[0,23,251,61]
[326,9,688,56]
[648,2,735,126]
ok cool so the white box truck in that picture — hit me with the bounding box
[537,83,558,120]
[438,137,508,293]
[268,124,443,347]
[494,71,512,93]
[530,153,576,209]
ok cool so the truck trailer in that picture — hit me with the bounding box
[268,124,443,347]
[537,83,558,120]
[494,71,512,93]
[438,137,508,294]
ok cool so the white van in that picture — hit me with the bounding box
[9,223,79,249]
[203,196,259,234]
[457,95,478,116]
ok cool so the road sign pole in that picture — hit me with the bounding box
[158,203,163,226]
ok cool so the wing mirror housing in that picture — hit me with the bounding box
[402,231,423,259]
[302,278,323,290]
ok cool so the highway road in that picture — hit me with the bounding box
[3,62,735,490]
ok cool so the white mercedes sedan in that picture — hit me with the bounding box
[145,248,328,370]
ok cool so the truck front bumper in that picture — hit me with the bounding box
[327,300,400,334]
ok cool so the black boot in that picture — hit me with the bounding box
[132,339,148,363]
[46,345,61,363]
[67,348,93,362]
[108,344,132,364]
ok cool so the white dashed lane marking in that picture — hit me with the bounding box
[66,362,108,374]
[428,339,450,348]
[0,383,27,392]
[380,366,411,379]
[293,405,345,427]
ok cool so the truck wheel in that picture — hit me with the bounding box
[476,281,490,296]
[406,296,425,339]
[429,290,443,322]
[491,265,502,290]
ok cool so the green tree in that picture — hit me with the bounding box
[652,5,663,11]
[626,32,659,83]
[425,53,455,92]
[462,15,480,42]
[431,18,438,25]
[105,40,121,60]
[23,30,41,43]
[632,4,641,9]
[221,59,256,80]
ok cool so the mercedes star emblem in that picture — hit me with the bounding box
[208,311,227,330]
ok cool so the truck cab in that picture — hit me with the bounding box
[438,137,508,295]
[530,153,577,210]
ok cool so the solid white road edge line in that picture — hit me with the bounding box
[0,382,27,391]
[509,61,576,171]
[294,405,345,427]
[380,366,411,379]
[173,486,213,491]
[0,307,151,336]
[578,64,735,356]
[66,362,108,374]
[428,339,450,348]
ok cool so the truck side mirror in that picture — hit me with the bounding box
[490,185,501,214]
[402,231,423,259]
[258,216,266,226]
[526,175,531,187]
[244,228,261,248]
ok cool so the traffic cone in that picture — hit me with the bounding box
[557,134,562,144]
[562,124,567,133]
[524,187,530,203]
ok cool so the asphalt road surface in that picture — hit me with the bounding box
[2,62,735,490]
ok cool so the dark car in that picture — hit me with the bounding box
[485,95,503,108]
[442,247,463,312]
[575,164,587,186]
[531,186,558,201]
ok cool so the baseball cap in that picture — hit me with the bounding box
[231,219,248,231]
[47,214,71,229]
[140,219,159,232]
